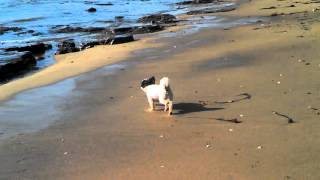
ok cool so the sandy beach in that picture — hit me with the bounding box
[1,0,320,179]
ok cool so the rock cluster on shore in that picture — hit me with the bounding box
[0,43,52,83]
[0,13,179,83]
[54,13,177,55]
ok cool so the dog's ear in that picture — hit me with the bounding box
[150,76,155,84]
[141,76,156,88]
[141,79,148,88]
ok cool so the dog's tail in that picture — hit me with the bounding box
[160,77,170,88]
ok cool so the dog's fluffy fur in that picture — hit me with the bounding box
[140,76,173,115]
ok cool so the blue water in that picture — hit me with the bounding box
[0,0,184,68]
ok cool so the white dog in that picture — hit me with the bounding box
[140,76,173,115]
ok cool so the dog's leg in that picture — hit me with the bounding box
[147,97,154,112]
[159,98,168,112]
[164,103,168,112]
[168,101,173,115]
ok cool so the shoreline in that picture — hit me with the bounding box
[0,1,242,102]
[1,0,320,179]
[0,36,160,102]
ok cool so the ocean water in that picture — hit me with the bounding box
[0,0,184,68]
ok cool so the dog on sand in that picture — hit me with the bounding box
[140,76,173,115]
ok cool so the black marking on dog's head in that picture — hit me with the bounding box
[141,76,155,88]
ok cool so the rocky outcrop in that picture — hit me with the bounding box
[186,5,236,15]
[5,43,52,55]
[80,39,111,50]
[133,25,164,34]
[51,26,106,33]
[0,52,36,83]
[177,0,220,5]
[57,34,135,54]
[137,14,177,24]
[0,26,24,35]
[110,34,134,45]
[52,24,165,35]
[87,7,97,12]
[56,40,80,55]
[111,25,164,35]
[95,3,113,6]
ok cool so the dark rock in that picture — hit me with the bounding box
[115,16,124,20]
[78,35,135,50]
[5,43,52,55]
[133,25,164,34]
[56,40,80,55]
[95,3,113,6]
[27,30,35,33]
[0,52,36,83]
[32,32,43,36]
[87,7,97,12]
[110,34,134,45]
[51,26,106,33]
[112,25,164,35]
[0,26,24,35]
[52,24,164,35]
[187,5,236,15]
[114,16,125,24]
[112,27,134,34]
[261,6,277,10]
[80,39,111,50]
[177,0,219,5]
[138,13,177,24]
[16,29,36,35]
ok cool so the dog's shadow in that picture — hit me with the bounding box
[173,102,223,115]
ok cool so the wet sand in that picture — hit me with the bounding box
[1,0,320,179]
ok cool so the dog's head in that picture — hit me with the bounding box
[140,76,155,89]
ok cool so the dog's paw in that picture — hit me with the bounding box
[147,108,154,112]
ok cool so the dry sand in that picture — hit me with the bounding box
[1,0,320,179]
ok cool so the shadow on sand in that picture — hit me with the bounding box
[173,102,223,115]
